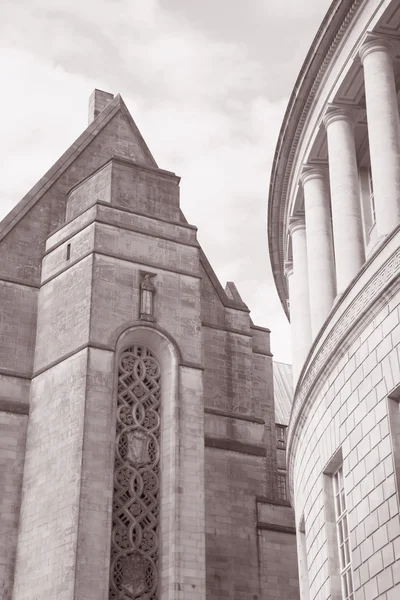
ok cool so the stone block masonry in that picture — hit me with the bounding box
[0,92,298,600]
[290,281,400,600]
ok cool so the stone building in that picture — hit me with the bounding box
[268,0,400,598]
[0,89,299,599]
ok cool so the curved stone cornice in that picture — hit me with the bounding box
[286,224,400,495]
[267,0,363,318]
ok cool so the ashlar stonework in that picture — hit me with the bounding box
[0,90,299,600]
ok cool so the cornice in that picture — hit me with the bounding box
[267,0,364,319]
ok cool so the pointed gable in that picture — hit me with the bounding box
[0,93,159,285]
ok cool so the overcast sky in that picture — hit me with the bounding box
[0,0,331,363]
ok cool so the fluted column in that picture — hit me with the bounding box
[359,35,400,238]
[301,166,336,336]
[323,106,365,294]
[287,219,312,383]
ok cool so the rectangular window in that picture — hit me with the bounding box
[298,515,310,600]
[333,466,353,600]
[276,424,287,449]
[277,471,288,502]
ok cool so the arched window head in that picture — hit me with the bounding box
[109,345,161,600]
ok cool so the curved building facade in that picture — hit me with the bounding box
[269,0,400,598]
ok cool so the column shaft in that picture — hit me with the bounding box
[324,108,365,293]
[360,37,400,238]
[287,221,312,383]
[302,168,336,336]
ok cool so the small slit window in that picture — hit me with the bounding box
[333,465,353,600]
[277,471,288,502]
[276,424,287,449]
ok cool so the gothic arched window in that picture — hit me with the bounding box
[109,345,161,600]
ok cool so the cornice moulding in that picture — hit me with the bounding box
[267,0,364,319]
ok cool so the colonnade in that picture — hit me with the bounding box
[288,34,400,382]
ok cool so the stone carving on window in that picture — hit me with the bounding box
[140,273,156,321]
[109,345,161,600]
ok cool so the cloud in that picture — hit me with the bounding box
[0,0,330,362]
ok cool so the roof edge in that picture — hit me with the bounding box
[0,93,158,244]
[267,0,362,319]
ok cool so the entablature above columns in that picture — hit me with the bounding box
[268,0,400,319]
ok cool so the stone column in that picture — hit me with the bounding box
[323,106,365,294]
[285,262,297,381]
[301,166,336,336]
[286,219,312,383]
[359,35,400,238]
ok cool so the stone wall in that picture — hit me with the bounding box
[0,282,37,375]
[13,350,88,600]
[2,93,300,600]
[205,447,266,600]
[291,283,400,599]
[0,412,27,600]
[201,270,297,598]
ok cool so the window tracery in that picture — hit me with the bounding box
[109,345,161,600]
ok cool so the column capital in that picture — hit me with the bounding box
[359,32,396,64]
[288,216,306,236]
[322,104,359,129]
[284,260,294,278]
[300,164,329,187]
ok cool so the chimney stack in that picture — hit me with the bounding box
[88,89,114,124]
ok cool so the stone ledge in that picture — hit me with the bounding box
[257,522,296,535]
[202,321,251,337]
[40,249,202,287]
[0,398,29,415]
[204,436,265,456]
[32,341,203,379]
[256,495,291,508]
[45,202,199,254]
[204,406,265,424]
[0,368,31,380]
[0,276,40,290]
